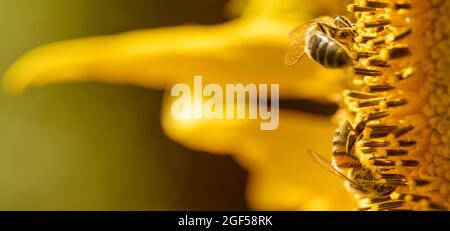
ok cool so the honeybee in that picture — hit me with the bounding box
[308,119,396,199]
[285,16,356,68]
[308,149,396,199]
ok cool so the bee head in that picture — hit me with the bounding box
[344,167,374,196]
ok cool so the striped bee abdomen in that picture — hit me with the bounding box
[332,119,353,155]
[306,32,352,68]
[332,118,361,168]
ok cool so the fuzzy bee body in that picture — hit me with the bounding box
[309,116,435,209]
[309,118,401,199]
[332,119,360,168]
[330,119,395,198]
[285,16,355,68]
[347,166,396,198]
[306,32,353,68]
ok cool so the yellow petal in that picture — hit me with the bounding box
[161,91,356,210]
[3,17,344,100]
[227,0,345,20]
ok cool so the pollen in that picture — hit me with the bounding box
[343,0,450,210]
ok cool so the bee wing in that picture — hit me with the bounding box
[285,16,335,66]
[307,149,363,187]
[288,22,310,40]
[285,40,306,66]
[285,23,310,66]
[288,16,334,41]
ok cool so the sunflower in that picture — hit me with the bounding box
[341,0,449,210]
[5,0,447,211]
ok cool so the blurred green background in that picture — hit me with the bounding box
[0,0,248,210]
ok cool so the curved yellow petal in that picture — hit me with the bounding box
[3,17,344,100]
[161,91,356,210]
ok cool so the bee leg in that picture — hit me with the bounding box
[318,22,356,39]
[316,22,337,36]
[346,131,357,153]
[333,16,353,29]
[347,118,367,154]
[318,22,354,32]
